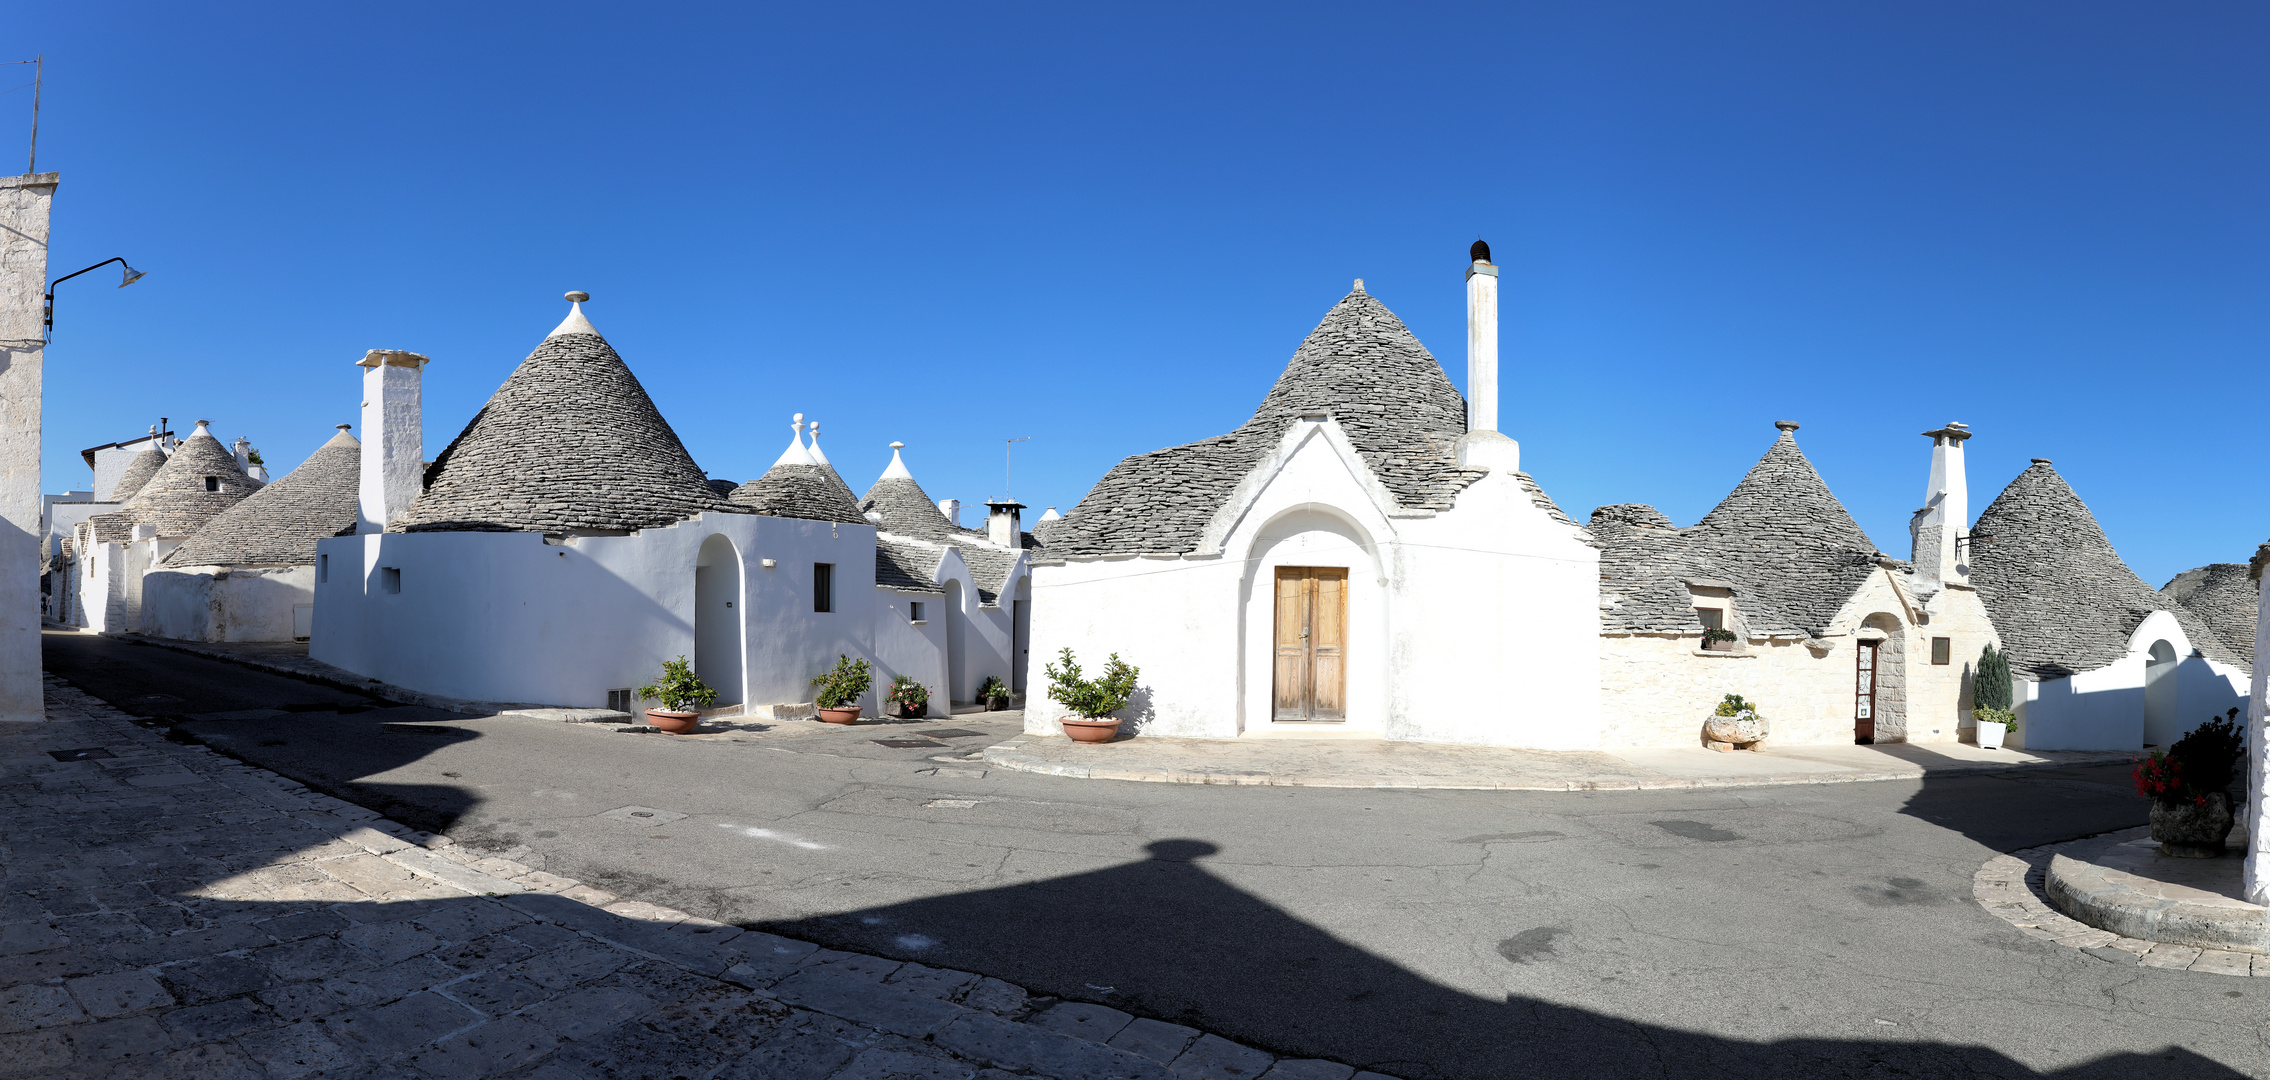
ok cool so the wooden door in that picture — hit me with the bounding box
[1855,640,1878,745]
[1273,567,1348,721]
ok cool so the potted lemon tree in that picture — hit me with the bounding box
[813,655,874,724]
[1043,647,1139,743]
[636,656,717,735]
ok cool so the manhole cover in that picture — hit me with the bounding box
[918,729,990,739]
[873,739,947,749]
[47,747,112,761]
[600,805,687,824]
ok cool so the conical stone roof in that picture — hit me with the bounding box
[1686,425,1880,639]
[163,427,362,568]
[89,426,259,542]
[1038,287,1491,557]
[729,463,869,524]
[1591,504,1736,634]
[391,313,734,534]
[108,446,167,502]
[2161,563,2258,667]
[861,477,957,540]
[1971,462,2243,677]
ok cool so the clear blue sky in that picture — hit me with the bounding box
[20,3,2266,586]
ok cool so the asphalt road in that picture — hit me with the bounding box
[43,631,2270,1079]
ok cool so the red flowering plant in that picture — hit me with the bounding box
[2131,752,2189,807]
[2133,708,2242,808]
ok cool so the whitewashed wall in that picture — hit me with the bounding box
[0,175,54,722]
[2011,609,2248,751]
[1027,418,1599,746]
[314,512,898,710]
[872,586,948,711]
[140,565,312,643]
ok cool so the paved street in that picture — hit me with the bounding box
[37,632,2270,1078]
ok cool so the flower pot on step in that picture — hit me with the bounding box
[2149,791,2235,858]
[1060,717,1122,743]
[1976,720,2007,750]
[646,709,699,735]
[985,695,1011,712]
[885,701,927,720]
[817,706,863,725]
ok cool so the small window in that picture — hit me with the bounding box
[813,563,834,613]
[606,688,634,713]
[1932,637,1951,665]
[379,567,402,594]
[318,553,328,583]
[909,601,925,622]
[1696,607,1732,651]
[203,476,219,492]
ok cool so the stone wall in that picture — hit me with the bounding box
[1600,569,2000,748]
[0,175,54,722]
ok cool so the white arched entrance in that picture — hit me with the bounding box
[1011,575,1032,694]
[943,578,968,706]
[694,534,743,705]
[2143,639,2179,747]
[1237,508,1385,734]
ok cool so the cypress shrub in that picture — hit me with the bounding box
[1975,644,2013,712]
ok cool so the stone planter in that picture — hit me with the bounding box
[817,706,863,725]
[1702,714,1767,752]
[984,695,1011,712]
[2149,791,2235,858]
[645,709,699,735]
[885,700,928,720]
[1060,717,1122,744]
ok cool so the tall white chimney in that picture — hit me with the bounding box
[1911,422,1972,598]
[1466,239,1498,434]
[937,498,960,528]
[357,349,429,533]
[984,499,1024,547]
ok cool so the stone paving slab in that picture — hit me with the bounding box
[985,732,2138,791]
[7,676,1385,1078]
[1971,827,2264,977]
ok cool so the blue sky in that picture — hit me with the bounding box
[19,3,2266,585]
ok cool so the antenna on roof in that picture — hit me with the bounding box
[1004,436,1030,502]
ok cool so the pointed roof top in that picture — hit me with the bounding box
[880,442,914,480]
[806,420,860,506]
[89,422,260,541]
[771,415,815,468]
[729,462,868,524]
[392,298,734,533]
[2161,562,2258,667]
[549,291,598,338]
[860,444,960,540]
[107,445,168,502]
[1687,423,1880,638]
[164,426,361,568]
[1972,462,2244,676]
[1039,287,1494,557]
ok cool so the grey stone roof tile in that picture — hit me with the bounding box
[1685,427,1880,639]
[875,537,944,592]
[392,331,734,533]
[162,428,361,568]
[729,463,869,524]
[1971,462,2246,678]
[1039,289,1487,557]
[1591,503,1729,634]
[107,447,166,502]
[860,476,959,540]
[88,429,258,543]
[2161,563,2259,667]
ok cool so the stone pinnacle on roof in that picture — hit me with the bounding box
[772,414,815,468]
[89,421,260,541]
[1687,421,1879,639]
[730,414,867,524]
[391,293,735,533]
[549,291,597,339]
[860,442,959,540]
[881,442,913,480]
[164,425,361,569]
[806,420,860,506]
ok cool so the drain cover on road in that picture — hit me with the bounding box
[600,805,688,824]
[872,739,948,749]
[47,747,113,761]
[917,729,990,739]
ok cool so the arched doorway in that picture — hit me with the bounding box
[2143,639,2178,747]
[694,534,743,706]
[1011,575,1032,694]
[943,579,967,706]
[1856,614,1907,744]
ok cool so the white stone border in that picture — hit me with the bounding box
[1972,829,2268,977]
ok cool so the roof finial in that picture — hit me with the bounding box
[881,440,913,480]
[336,424,351,431]
[770,414,815,468]
[1352,278,1365,294]
[2031,457,2052,465]
[1470,239,1491,264]
[806,420,834,467]
[1773,420,1800,436]
[548,291,600,339]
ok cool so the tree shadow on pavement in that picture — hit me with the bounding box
[761,838,2242,1080]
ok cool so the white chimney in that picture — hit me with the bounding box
[984,499,1024,547]
[937,498,960,528]
[1466,239,1498,434]
[357,349,429,533]
[230,436,252,474]
[1910,422,1972,598]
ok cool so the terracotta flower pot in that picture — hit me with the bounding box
[646,709,699,734]
[1060,717,1121,743]
[817,706,863,725]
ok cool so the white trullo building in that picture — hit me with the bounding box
[1028,246,1600,745]
[857,442,1033,705]
[139,425,362,642]
[313,296,1018,712]
[1968,460,2250,750]
[1591,421,2000,748]
[62,422,261,633]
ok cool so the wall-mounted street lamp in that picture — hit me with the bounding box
[45,257,144,341]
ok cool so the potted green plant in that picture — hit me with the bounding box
[885,674,930,719]
[1700,627,1738,652]
[977,675,1012,712]
[1700,693,1766,751]
[1042,647,1138,743]
[812,654,874,724]
[1973,644,2014,749]
[636,656,717,735]
[2135,708,2242,857]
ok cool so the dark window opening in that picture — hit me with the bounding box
[909,601,925,622]
[318,554,328,583]
[203,476,219,491]
[1931,637,1951,665]
[814,563,834,613]
[379,567,402,594]
[1696,607,1732,651]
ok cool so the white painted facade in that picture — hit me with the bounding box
[0,174,53,722]
[1028,415,1600,745]
[2242,550,2266,906]
[2008,609,2250,751]
[141,565,314,642]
